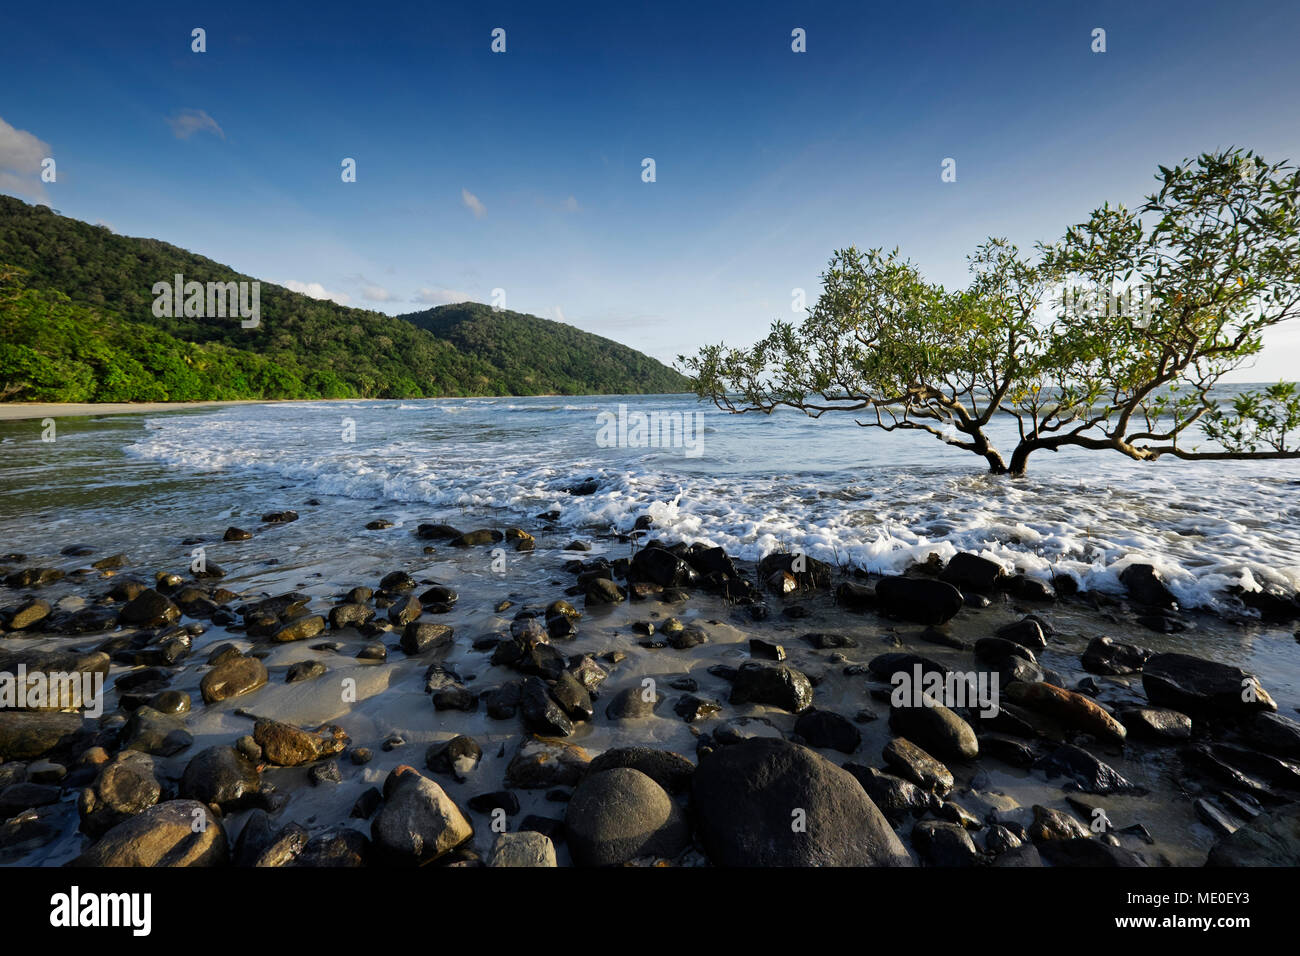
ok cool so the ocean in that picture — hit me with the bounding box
[3,391,1295,612]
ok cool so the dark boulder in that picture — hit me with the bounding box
[1081,636,1151,675]
[757,552,832,590]
[77,750,163,837]
[1033,744,1144,795]
[564,768,690,866]
[940,552,1006,592]
[888,702,979,762]
[585,747,695,794]
[692,738,912,866]
[729,662,814,714]
[1119,564,1177,608]
[180,746,263,811]
[1037,837,1147,867]
[118,589,180,627]
[912,820,981,866]
[793,709,861,754]
[71,800,228,867]
[874,576,964,625]
[842,764,931,826]
[1206,804,1300,866]
[1143,653,1277,716]
[629,546,699,589]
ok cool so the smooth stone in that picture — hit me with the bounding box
[1037,837,1147,867]
[78,750,161,836]
[1029,804,1091,843]
[180,746,262,811]
[121,706,193,757]
[388,595,423,626]
[118,589,180,627]
[425,735,483,782]
[72,800,227,866]
[585,747,695,794]
[692,738,911,866]
[271,615,327,643]
[401,621,454,655]
[200,654,268,704]
[1247,712,1300,758]
[1081,636,1151,675]
[882,737,954,794]
[843,764,931,826]
[940,552,1006,592]
[328,603,375,629]
[1206,803,1300,866]
[728,662,814,713]
[1119,563,1177,608]
[1118,706,1192,742]
[0,712,87,762]
[888,701,978,761]
[252,719,348,766]
[793,708,861,753]
[564,768,689,866]
[911,819,981,866]
[1143,652,1277,716]
[605,686,664,720]
[1004,681,1127,744]
[995,618,1048,651]
[874,576,964,625]
[286,660,327,683]
[370,768,473,864]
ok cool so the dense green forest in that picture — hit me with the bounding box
[0,196,690,401]
[401,302,687,395]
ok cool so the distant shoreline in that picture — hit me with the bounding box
[0,400,273,421]
[0,394,692,422]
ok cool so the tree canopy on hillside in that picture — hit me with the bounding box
[0,196,690,401]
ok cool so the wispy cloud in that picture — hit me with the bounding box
[0,115,52,201]
[279,279,350,305]
[412,286,473,306]
[461,187,486,219]
[534,194,581,213]
[167,108,225,140]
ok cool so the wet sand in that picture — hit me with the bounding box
[0,400,271,422]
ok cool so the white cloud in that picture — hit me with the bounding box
[167,109,225,140]
[461,187,486,219]
[279,279,351,305]
[412,286,473,306]
[362,284,397,302]
[0,115,52,201]
[562,195,579,212]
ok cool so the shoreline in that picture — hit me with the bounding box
[0,400,273,422]
[0,393,694,422]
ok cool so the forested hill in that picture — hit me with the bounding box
[399,303,679,396]
[0,196,690,401]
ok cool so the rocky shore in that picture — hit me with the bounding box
[2,503,1299,868]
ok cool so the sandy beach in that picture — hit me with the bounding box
[0,400,271,422]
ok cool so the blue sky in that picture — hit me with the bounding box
[3,0,1299,379]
